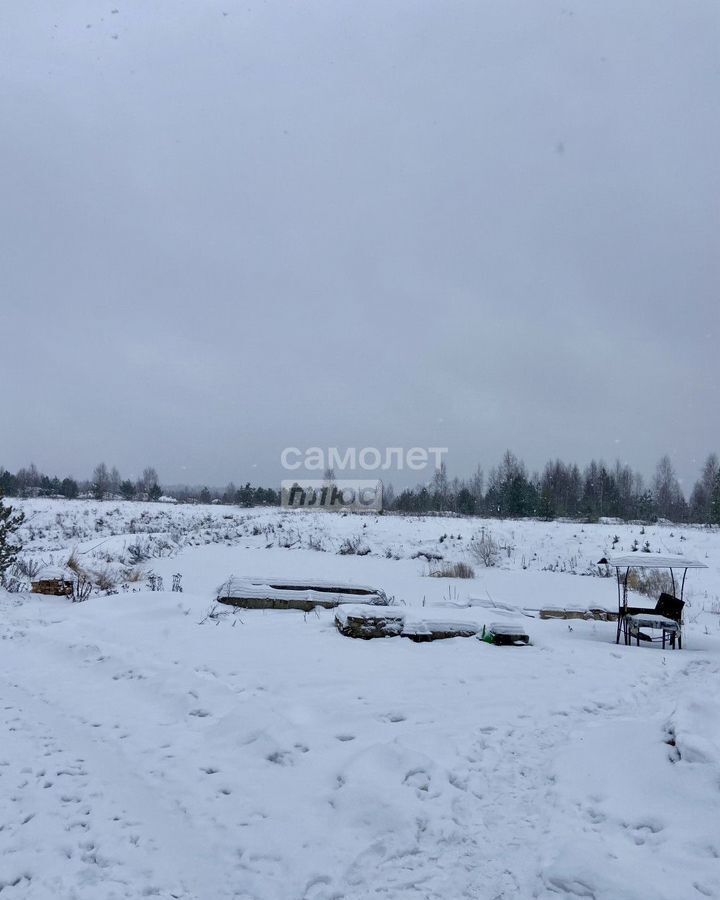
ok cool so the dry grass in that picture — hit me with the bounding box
[66,551,122,595]
[11,557,43,580]
[66,551,83,575]
[123,566,146,583]
[92,566,118,592]
[426,561,475,579]
[627,568,675,599]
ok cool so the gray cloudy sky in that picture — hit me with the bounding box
[2,0,718,490]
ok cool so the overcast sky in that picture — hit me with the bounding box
[2,0,718,490]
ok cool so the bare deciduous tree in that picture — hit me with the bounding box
[92,462,110,500]
[653,455,685,521]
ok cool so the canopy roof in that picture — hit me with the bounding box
[598,553,707,570]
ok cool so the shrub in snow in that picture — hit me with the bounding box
[127,539,151,564]
[11,555,42,581]
[72,572,93,602]
[468,530,500,567]
[4,554,41,592]
[338,535,371,556]
[411,550,443,562]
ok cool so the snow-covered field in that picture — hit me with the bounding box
[2,499,720,899]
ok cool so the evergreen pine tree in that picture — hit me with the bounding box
[710,470,720,525]
[538,489,555,521]
[0,493,24,579]
[119,480,135,500]
[456,487,476,516]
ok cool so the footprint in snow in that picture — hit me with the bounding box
[448,771,468,791]
[266,750,294,766]
[303,874,336,899]
[403,768,432,794]
[585,806,606,825]
[629,820,664,845]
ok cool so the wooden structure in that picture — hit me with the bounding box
[598,554,707,649]
[31,566,73,597]
[218,576,388,611]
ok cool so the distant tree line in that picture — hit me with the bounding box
[387,451,720,524]
[0,463,163,502]
[169,482,280,507]
[2,451,720,523]
[0,463,279,508]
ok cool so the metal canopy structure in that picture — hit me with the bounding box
[597,554,707,648]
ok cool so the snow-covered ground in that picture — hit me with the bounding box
[2,499,720,899]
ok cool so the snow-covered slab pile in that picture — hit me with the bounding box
[539,606,619,621]
[465,595,618,621]
[218,576,388,610]
[334,605,406,639]
[336,605,485,641]
[401,616,481,641]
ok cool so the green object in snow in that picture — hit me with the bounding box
[480,623,530,646]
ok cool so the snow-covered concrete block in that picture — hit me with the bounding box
[335,605,405,639]
[218,576,388,610]
[402,619,480,641]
